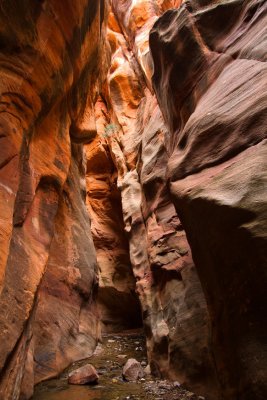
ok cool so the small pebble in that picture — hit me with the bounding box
[117,354,127,359]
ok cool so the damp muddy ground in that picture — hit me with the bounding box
[32,330,204,400]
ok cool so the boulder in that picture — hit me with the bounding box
[68,364,99,385]
[122,358,145,381]
[144,364,151,376]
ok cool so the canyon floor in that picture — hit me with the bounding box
[32,330,203,400]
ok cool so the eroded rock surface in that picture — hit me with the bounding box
[93,2,218,398]
[68,364,99,385]
[0,1,266,400]
[150,0,267,399]
[0,1,105,399]
[85,98,142,333]
[122,358,145,381]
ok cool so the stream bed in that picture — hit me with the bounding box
[32,330,204,400]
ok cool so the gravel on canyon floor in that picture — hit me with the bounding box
[32,330,205,400]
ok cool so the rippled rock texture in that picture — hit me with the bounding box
[150,0,267,399]
[0,1,266,400]
[91,0,266,399]
[94,1,218,398]
[85,98,142,332]
[0,1,105,399]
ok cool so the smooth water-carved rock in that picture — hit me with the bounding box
[95,3,218,398]
[0,1,266,400]
[150,1,267,399]
[85,98,142,333]
[0,1,105,399]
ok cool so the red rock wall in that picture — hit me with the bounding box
[85,97,142,332]
[89,1,266,399]
[150,0,267,399]
[0,1,266,400]
[93,2,219,397]
[0,1,105,399]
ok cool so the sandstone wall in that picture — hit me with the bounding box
[0,1,266,400]
[93,2,219,397]
[85,97,142,332]
[0,1,105,398]
[90,0,267,399]
[150,0,267,399]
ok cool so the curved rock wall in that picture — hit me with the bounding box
[85,96,142,332]
[93,2,219,397]
[0,1,266,400]
[0,1,105,398]
[150,0,267,399]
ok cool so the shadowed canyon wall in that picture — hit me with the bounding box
[92,1,219,397]
[149,0,267,399]
[0,1,266,400]
[85,101,142,332]
[89,0,266,399]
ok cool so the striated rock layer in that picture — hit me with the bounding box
[93,1,219,398]
[150,0,267,399]
[85,97,142,332]
[88,0,266,399]
[0,0,266,399]
[0,1,105,399]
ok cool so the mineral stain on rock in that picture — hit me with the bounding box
[0,0,266,400]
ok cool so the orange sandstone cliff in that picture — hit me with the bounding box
[0,1,266,400]
[0,1,105,398]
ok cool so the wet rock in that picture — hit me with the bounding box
[68,364,99,385]
[122,358,145,381]
[144,365,151,375]
[117,354,127,359]
[94,344,104,356]
[141,361,147,366]
[158,380,172,390]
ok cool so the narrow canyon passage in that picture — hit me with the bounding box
[0,1,266,400]
[32,331,202,400]
[85,137,143,333]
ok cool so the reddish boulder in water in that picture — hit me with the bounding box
[122,358,145,381]
[68,364,99,385]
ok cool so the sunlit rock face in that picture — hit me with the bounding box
[93,2,219,398]
[85,97,142,332]
[0,1,266,400]
[0,1,105,399]
[150,0,267,399]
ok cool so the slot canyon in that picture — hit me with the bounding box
[0,0,266,399]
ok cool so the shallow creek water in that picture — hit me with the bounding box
[32,330,202,400]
